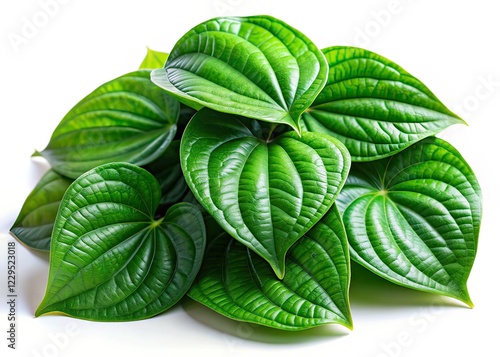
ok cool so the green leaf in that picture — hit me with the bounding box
[337,137,481,306]
[139,47,169,69]
[151,15,328,132]
[40,70,179,179]
[143,140,188,207]
[301,46,464,161]
[188,206,352,330]
[175,104,197,140]
[181,108,350,278]
[35,163,206,321]
[10,169,72,251]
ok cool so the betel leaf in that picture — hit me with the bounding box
[35,163,206,321]
[151,15,328,132]
[12,141,189,252]
[336,137,481,306]
[188,205,352,331]
[40,70,179,179]
[301,46,464,161]
[181,108,350,278]
[143,140,188,208]
[139,47,169,69]
[10,169,72,251]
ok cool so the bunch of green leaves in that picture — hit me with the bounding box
[11,16,481,330]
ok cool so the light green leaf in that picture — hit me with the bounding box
[181,108,350,278]
[40,70,179,179]
[10,169,72,251]
[139,47,169,69]
[36,163,206,321]
[302,46,464,161]
[188,206,352,330]
[337,137,481,306]
[151,15,328,132]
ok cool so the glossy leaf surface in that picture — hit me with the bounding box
[337,137,481,306]
[41,70,179,178]
[189,206,352,330]
[36,163,206,321]
[10,170,72,251]
[302,46,464,161]
[181,108,350,278]
[152,15,328,132]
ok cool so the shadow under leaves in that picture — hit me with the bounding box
[349,261,469,308]
[181,298,350,344]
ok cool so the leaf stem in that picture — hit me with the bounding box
[151,217,164,228]
[266,124,278,142]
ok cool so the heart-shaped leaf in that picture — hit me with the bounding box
[181,108,350,278]
[10,169,72,251]
[35,163,206,321]
[337,137,481,306]
[301,46,464,161]
[12,141,189,253]
[40,70,179,179]
[139,47,169,69]
[151,15,328,132]
[188,206,352,330]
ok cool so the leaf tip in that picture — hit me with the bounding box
[9,229,18,240]
[271,262,286,280]
[339,306,354,331]
[31,150,42,158]
[34,304,46,318]
[275,271,285,280]
[341,317,354,331]
[454,287,474,308]
[35,294,57,318]
[457,116,468,126]
[461,295,474,309]
[447,108,468,126]
[294,125,302,138]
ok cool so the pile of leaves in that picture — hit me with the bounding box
[11,15,481,331]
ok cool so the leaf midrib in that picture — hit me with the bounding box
[309,97,459,123]
[355,194,464,294]
[44,221,153,308]
[218,240,338,326]
[193,26,298,110]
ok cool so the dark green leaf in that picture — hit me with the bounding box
[189,206,352,330]
[151,15,328,132]
[36,163,206,321]
[10,169,72,251]
[143,140,188,207]
[139,48,169,69]
[337,137,481,306]
[181,108,350,278]
[41,70,179,178]
[302,46,464,161]
[175,105,197,141]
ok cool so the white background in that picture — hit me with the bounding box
[1,1,499,356]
